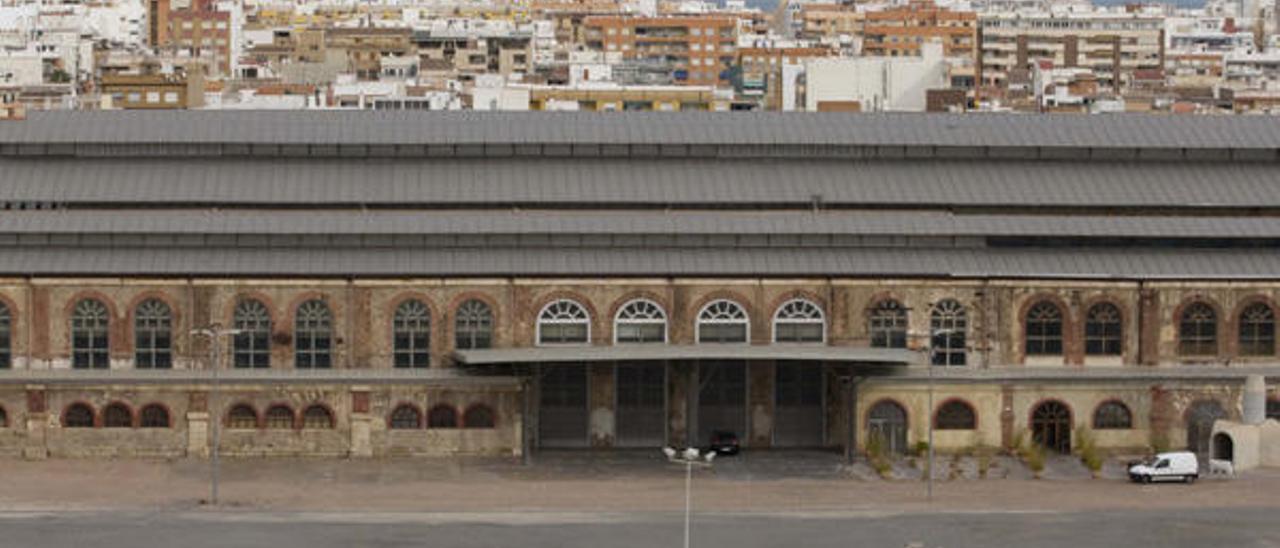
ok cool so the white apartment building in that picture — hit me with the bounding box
[978,13,1164,92]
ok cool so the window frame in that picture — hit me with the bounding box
[0,302,11,369]
[63,403,96,428]
[389,404,422,429]
[930,299,967,366]
[71,298,111,370]
[293,299,334,369]
[392,299,431,368]
[772,298,826,344]
[301,405,334,430]
[1093,400,1133,430]
[462,404,496,429]
[226,404,259,429]
[613,299,668,344]
[1237,302,1275,357]
[454,299,494,350]
[868,299,908,349]
[1178,302,1218,356]
[427,404,459,428]
[1084,302,1123,357]
[134,298,174,369]
[102,402,134,428]
[696,299,750,344]
[232,299,272,369]
[1024,301,1064,356]
[264,405,296,430]
[536,299,591,346]
[934,400,977,430]
[140,404,171,428]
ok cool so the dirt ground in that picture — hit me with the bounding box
[1,450,1275,515]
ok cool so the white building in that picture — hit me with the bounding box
[802,41,946,112]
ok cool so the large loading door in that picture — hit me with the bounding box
[697,361,747,447]
[773,361,824,447]
[538,364,589,448]
[615,362,667,447]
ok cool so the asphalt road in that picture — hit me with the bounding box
[2,507,1278,548]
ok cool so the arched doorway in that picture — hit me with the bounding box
[1186,400,1227,458]
[867,400,908,455]
[1031,400,1072,454]
[1212,433,1234,462]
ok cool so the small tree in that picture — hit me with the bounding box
[1075,427,1103,478]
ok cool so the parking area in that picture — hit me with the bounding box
[0,451,1277,515]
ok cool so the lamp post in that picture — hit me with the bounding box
[664,446,716,548]
[190,325,241,506]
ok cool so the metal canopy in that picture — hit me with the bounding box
[451,345,921,365]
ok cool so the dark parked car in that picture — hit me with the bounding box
[708,430,740,455]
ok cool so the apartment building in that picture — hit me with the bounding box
[163,0,232,76]
[797,4,863,42]
[583,16,738,87]
[861,0,978,59]
[978,13,1164,96]
[100,69,204,109]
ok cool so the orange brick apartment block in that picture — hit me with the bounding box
[861,0,977,58]
[583,16,739,86]
[165,0,232,76]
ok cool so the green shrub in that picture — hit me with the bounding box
[1075,427,1103,476]
[1024,443,1047,477]
[913,441,931,457]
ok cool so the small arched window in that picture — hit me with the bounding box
[934,400,976,430]
[427,405,458,428]
[1093,401,1133,430]
[302,405,334,429]
[134,299,173,369]
[393,299,431,368]
[294,300,333,369]
[71,299,111,369]
[773,299,825,343]
[614,299,667,344]
[1238,302,1275,357]
[697,300,749,343]
[103,402,133,428]
[463,405,496,428]
[930,299,967,366]
[537,299,590,345]
[265,405,296,429]
[869,300,907,349]
[63,403,95,428]
[454,299,493,350]
[1084,302,1122,356]
[389,404,422,429]
[0,303,11,369]
[140,404,170,428]
[226,404,258,429]
[232,299,271,369]
[1025,301,1064,356]
[1179,302,1218,356]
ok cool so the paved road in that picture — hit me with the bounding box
[2,507,1278,548]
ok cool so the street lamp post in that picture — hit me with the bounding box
[664,446,716,548]
[190,325,241,506]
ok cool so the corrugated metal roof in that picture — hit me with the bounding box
[3,111,1280,150]
[0,246,1276,278]
[0,210,1276,238]
[2,157,1277,209]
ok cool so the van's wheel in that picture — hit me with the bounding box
[1142,475,1152,484]
[1185,475,1196,484]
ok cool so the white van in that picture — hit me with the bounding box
[1128,451,1199,484]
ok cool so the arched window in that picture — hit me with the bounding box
[868,300,907,349]
[265,405,295,429]
[614,299,667,344]
[63,403,95,428]
[1084,303,1122,356]
[1179,302,1218,356]
[0,303,11,369]
[294,300,333,368]
[930,299,967,366]
[1025,301,1063,356]
[389,404,421,429]
[697,299,749,343]
[1238,303,1275,357]
[537,299,590,345]
[772,299,825,343]
[427,405,458,428]
[463,404,495,428]
[302,405,334,429]
[227,404,258,429]
[1093,401,1133,429]
[232,299,271,369]
[140,404,170,428]
[867,400,908,455]
[454,299,493,350]
[103,402,133,428]
[935,400,976,430]
[393,299,431,368]
[71,299,111,369]
[1031,400,1073,453]
[134,299,173,369]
